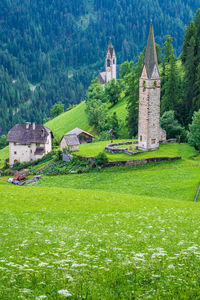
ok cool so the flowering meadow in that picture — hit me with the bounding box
[0,144,200,298]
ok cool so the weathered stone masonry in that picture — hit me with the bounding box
[138,22,166,151]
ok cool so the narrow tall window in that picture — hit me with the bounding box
[140,135,142,142]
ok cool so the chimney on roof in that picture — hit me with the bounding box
[32,122,36,130]
[26,122,31,129]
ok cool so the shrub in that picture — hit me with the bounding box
[161,110,186,140]
[188,109,200,151]
[56,150,62,161]
[94,152,108,166]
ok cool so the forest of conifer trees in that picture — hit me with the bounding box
[0,0,200,138]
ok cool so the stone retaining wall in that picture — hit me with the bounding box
[103,156,181,168]
[105,139,178,155]
[105,141,142,155]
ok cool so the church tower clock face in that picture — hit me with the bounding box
[106,66,111,72]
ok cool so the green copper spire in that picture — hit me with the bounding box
[143,22,159,78]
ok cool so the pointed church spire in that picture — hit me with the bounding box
[143,21,159,78]
[107,38,115,58]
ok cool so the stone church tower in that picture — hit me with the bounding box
[138,22,166,150]
[98,40,117,84]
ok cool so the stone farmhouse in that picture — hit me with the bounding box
[60,134,80,152]
[60,128,94,152]
[64,128,93,144]
[7,122,53,166]
[98,40,117,84]
[138,21,166,151]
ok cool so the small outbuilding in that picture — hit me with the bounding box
[60,134,80,152]
[64,128,94,144]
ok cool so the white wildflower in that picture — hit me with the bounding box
[168,264,175,269]
[58,289,72,297]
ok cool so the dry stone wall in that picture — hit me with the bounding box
[103,156,181,168]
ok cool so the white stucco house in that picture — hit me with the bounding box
[7,122,53,166]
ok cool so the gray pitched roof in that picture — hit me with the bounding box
[107,40,114,57]
[7,124,52,144]
[98,72,106,83]
[65,128,94,138]
[143,23,159,79]
[64,134,80,146]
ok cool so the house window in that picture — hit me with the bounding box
[36,143,40,146]
[151,139,156,144]
[140,135,142,142]
[14,151,17,155]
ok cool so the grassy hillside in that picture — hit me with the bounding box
[46,99,128,140]
[45,102,90,140]
[0,145,200,298]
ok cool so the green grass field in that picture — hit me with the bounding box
[0,143,200,298]
[78,141,197,161]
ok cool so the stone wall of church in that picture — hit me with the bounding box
[138,78,161,150]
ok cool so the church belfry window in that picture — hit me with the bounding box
[107,59,110,67]
[154,81,157,87]
[113,59,115,64]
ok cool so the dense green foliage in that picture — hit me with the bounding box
[160,111,186,140]
[0,0,199,136]
[50,102,64,118]
[0,135,8,150]
[188,109,200,150]
[182,9,200,124]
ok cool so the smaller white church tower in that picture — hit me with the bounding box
[105,40,117,82]
[98,40,117,84]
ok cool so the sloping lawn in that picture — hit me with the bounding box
[78,141,197,161]
[45,102,91,140]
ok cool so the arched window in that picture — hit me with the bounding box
[107,59,111,67]
[113,59,115,64]
[154,81,157,87]
[143,81,146,87]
